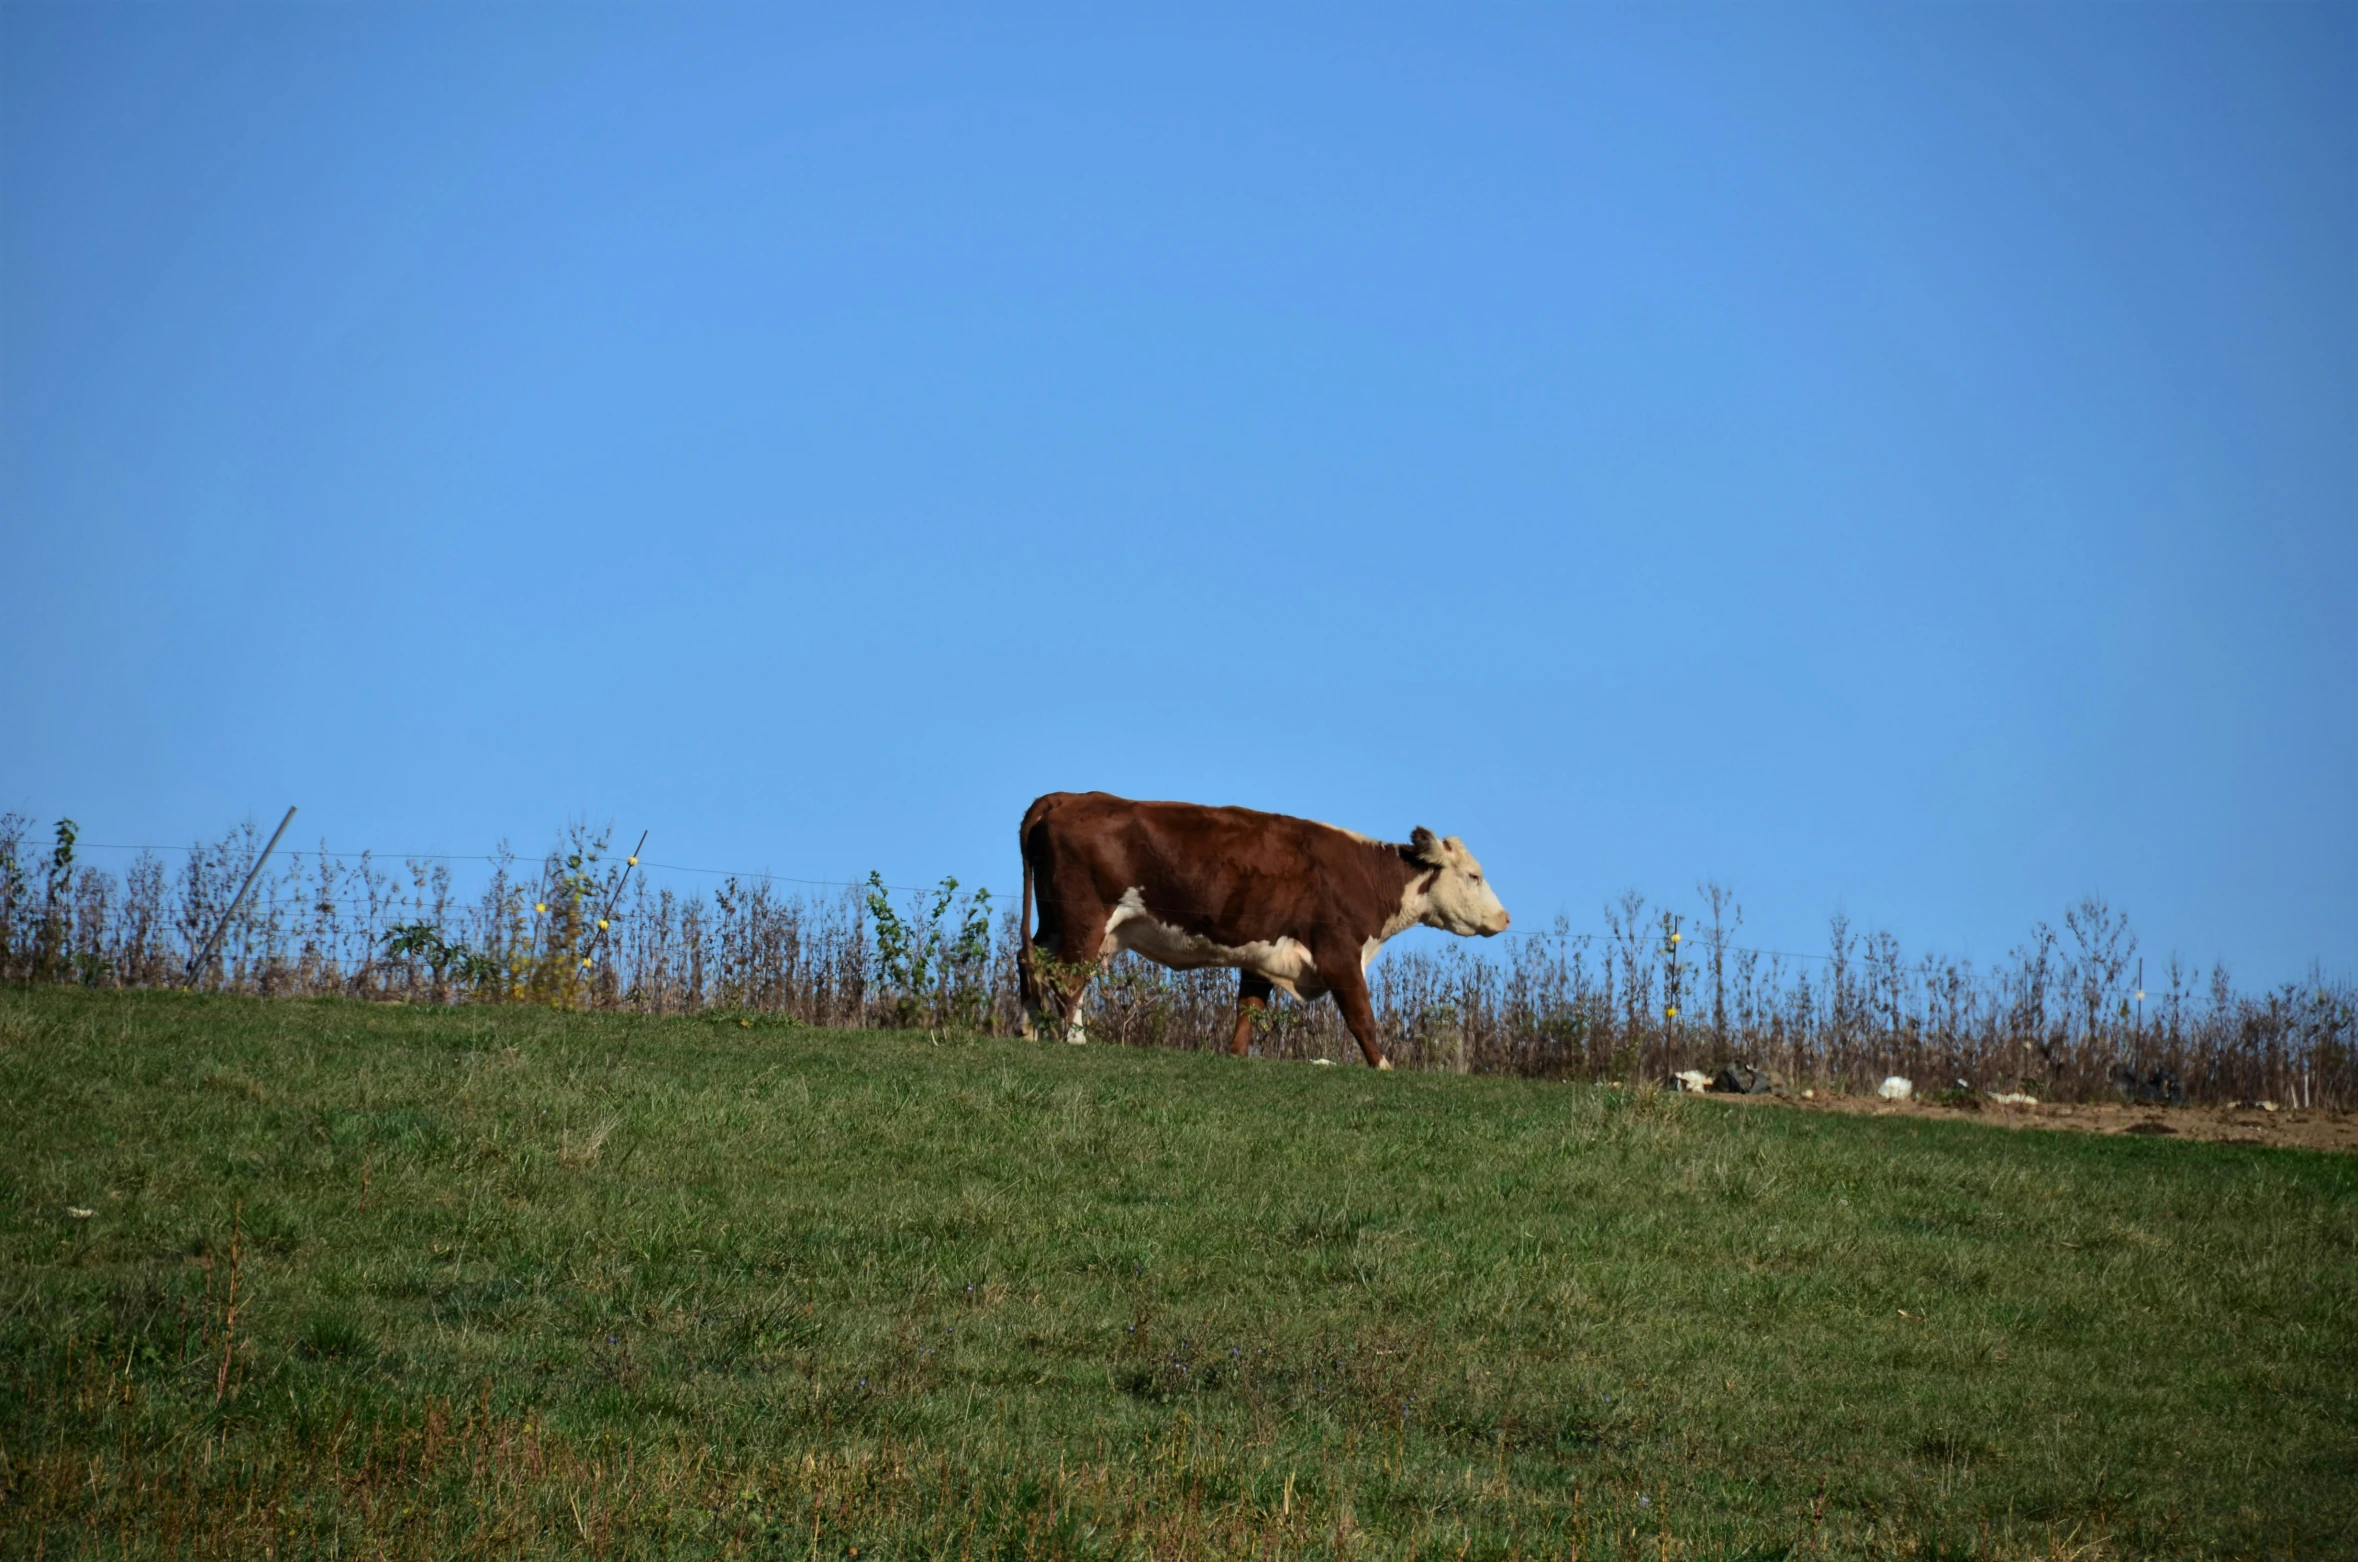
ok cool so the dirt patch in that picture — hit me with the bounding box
[1707,1089,2358,1153]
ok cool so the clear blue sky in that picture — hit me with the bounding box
[3,4,2351,986]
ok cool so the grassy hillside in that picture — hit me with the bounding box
[3,988,2352,1559]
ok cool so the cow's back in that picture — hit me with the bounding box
[1022,792,1386,946]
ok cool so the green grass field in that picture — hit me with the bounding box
[3,988,2352,1560]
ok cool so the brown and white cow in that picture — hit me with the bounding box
[1016,791,1511,1069]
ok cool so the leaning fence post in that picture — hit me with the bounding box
[572,829,647,1001]
[182,806,297,989]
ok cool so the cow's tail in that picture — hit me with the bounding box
[1017,820,1038,1027]
[1020,850,1035,967]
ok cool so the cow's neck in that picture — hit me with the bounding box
[1363,843,1437,948]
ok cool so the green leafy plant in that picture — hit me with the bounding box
[522,832,628,1010]
[34,818,75,983]
[382,922,504,998]
[867,872,995,1032]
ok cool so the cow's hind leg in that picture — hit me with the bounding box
[1061,957,1099,1044]
[1022,880,1107,1042]
[1036,913,1109,1045]
[1323,957,1392,1071]
[1231,971,1273,1056]
[1019,943,1086,1041]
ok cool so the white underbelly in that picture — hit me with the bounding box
[1102,889,1324,998]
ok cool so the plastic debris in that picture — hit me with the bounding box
[1877,1076,1914,1101]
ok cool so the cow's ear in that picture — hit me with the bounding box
[1407,827,1446,866]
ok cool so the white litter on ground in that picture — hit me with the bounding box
[1877,1076,1914,1101]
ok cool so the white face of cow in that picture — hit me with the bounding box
[1410,828,1511,937]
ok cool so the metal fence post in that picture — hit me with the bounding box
[182,806,297,988]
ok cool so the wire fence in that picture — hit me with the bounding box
[6,814,2350,1107]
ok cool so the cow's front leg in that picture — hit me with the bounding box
[1231,971,1274,1056]
[1321,955,1391,1070]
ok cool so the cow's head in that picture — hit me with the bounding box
[1407,827,1511,936]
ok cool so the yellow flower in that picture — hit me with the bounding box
[597,919,609,931]
[580,958,593,969]
[627,856,638,867]
[1670,931,1682,944]
[1664,1005,1679,1020]
[535,903,547,914]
